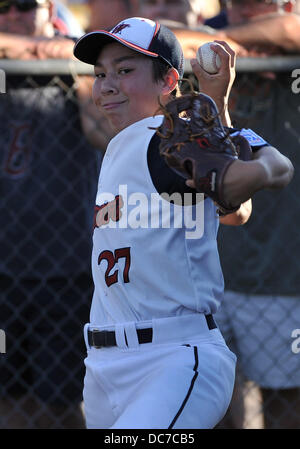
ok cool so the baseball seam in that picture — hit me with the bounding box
[199,46,219,74]
[212,51,218,72]
[198,49,204,71]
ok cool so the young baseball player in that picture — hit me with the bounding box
[73,17,294,429]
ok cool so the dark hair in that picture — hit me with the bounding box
[151,57,179,98]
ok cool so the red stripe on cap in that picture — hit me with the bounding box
[153,22,160,37]
[149,22,160,48]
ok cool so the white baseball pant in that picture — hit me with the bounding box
[83,314,236,429]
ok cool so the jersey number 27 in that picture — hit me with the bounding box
[98,247,131,287]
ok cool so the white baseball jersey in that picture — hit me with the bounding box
[90,115,224,326]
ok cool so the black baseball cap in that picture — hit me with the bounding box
[73,17,184,78]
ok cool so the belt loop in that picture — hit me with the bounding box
[84,323,91,351]
[124,322,139,349]
[115,323,127,349]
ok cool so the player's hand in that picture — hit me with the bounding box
[190,40,236,115]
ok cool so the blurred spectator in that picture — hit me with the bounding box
[210,0,300,429]
[0,0,101,428]
[204,0,229,28]
[86,0,139,31]
[53,0,84,37]
[137,0,232,58]
[145,0,300,57]
[0,0,113,148]
[216,0,300,54]
[0,0,75,58]
[138,0,204,28]
[84,0,238,59]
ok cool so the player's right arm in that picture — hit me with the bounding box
[190,40,236,127]
[190,40,252,226]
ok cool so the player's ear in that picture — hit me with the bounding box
[161,67,179,96]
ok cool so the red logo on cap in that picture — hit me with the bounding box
[111,23,131,35]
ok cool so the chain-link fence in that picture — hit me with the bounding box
[0,57,300,429]
[0,60,101,429]
[216,60,300,429]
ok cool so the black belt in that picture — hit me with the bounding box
[88,314,217,349]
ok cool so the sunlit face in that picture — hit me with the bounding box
[93,42,167,133]
[0,1,52,36]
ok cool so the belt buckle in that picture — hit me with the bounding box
[91,329,102,349]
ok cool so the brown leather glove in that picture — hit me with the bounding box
[155,92,252,215]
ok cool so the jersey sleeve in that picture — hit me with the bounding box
[147,133,198,203]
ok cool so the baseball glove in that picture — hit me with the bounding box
[154,91,252,215]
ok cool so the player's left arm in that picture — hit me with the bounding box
[219,199,252,226]
[223,145,294,208]
[220,143,294,225]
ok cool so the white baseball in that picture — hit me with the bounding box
[196,42,221,74]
